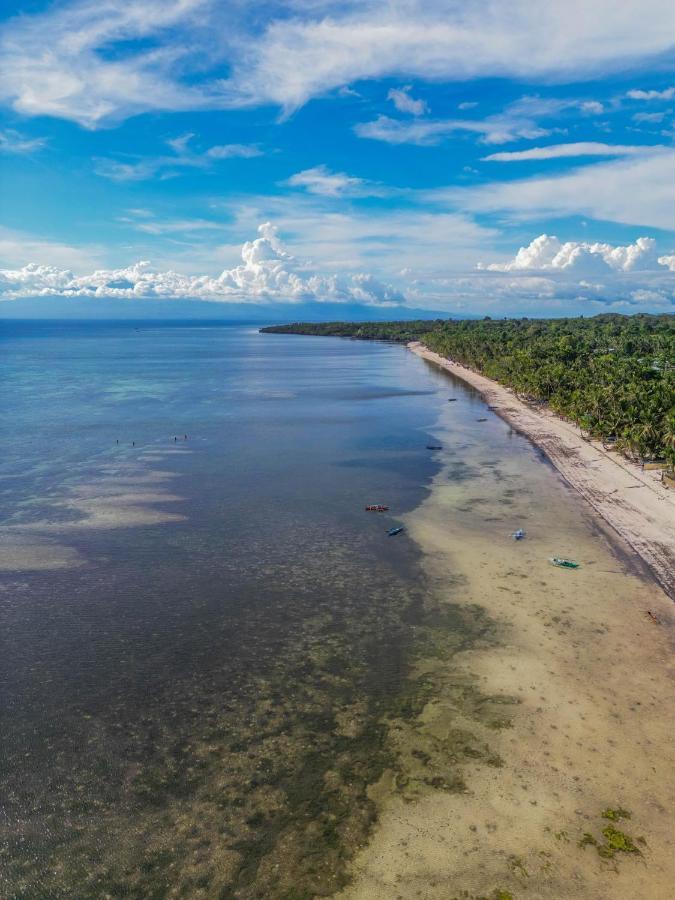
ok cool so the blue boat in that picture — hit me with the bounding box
[387,526,404,537]
[511,529,525,540]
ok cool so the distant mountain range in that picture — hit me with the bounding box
[0,296,460,322]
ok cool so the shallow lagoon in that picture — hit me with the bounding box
[0,322,478,897]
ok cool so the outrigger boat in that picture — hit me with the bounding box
[365,504,389,512]
[447,398,458,402]
[426,444,442,450]
[387,526,404,537]
[549,557,580,569]
[511,529,525,540]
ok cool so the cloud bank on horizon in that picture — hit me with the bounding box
[0,223,404,305]
[0,0,674,315]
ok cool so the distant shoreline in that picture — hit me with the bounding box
[409,341,675,599]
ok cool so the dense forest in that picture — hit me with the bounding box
[262,315,675,468]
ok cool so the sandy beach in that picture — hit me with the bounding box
[409,341,675,600]
[337,351,675,900]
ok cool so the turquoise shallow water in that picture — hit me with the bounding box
[0,321,496,897]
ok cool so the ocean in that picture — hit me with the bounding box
[0,320,487,898]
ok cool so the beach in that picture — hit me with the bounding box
[337,346,675,899]
[409,341,675,600]
[2,323,674,898]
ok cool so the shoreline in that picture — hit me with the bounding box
[338,348,675,899]
[409,341,675,600]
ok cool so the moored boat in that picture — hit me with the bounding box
[549,557,580,569]
[365,504,389,511]
[387,526,404,536]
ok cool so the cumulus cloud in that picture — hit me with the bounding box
[465,234,674,311]
[627,86,675,101]
[580,100,604,114]
[0,223,404,306]
[412,270,674,312]
[482,142,658,162]
[482,234,663,274]
[387,86,428,116]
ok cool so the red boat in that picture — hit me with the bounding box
[365,504,389,512]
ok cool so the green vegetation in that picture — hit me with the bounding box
[578,808,643,860]
[262,314,675,467]
[602,806,631,821]
[598,825,641,858]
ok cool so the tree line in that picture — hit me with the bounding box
[262,315,675,468]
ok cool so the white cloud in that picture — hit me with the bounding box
[3,1,675,125]
[632,111,667,123]
[0,226,106,271]
[0,129,46,154]
[458,101,478,110]
[285,165,386,197]
[0,0,220,128]
[482,234,662,274]
[580,100,604,114]
[0,223,404,306]
[658,254,675,271]
[206,144,261,160]
[217,196,497,276]
[95,133,262,181]
[128,219,225,236]
[444,150,675,230]
[482,142,660,162]
[220,2,675,112]
[337,85,361,98]
[355,95,604,147]
[387,86,428,116]
[627,87,675,101]
[355,113,550,147]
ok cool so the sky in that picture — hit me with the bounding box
[1,0,675,317]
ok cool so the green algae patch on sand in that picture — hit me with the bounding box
[578,809,643,861]
[598,825,641,859]
[377,595,521,807]
[601,806,631,821]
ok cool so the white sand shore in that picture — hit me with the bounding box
[338,351,675,900]
[409,341,675,600]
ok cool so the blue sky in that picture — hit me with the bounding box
[1,0,674,316]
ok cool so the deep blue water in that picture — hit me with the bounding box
[0,320,486,897]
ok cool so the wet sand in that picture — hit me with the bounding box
[409,342,675,600]
[337,367,675,900]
